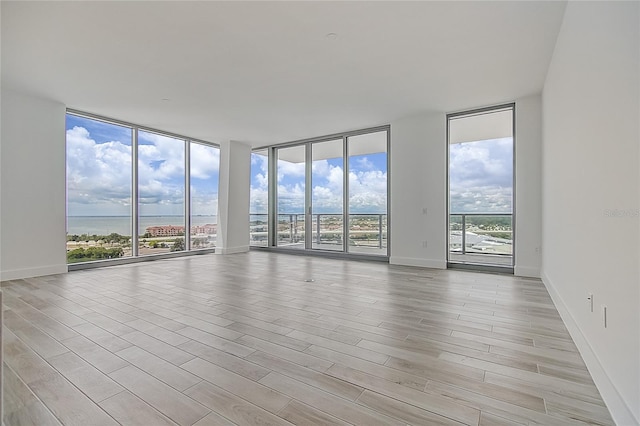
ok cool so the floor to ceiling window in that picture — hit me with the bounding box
[189,142,220,250]
[66,111,220,265]
[138,130,186,254]
[249,149,269,247]
[347,131,388,255]
[276,145,306,249]
[66,115,133,262]
[447,105,514,269]
[250,126,389,258]
[311,139,344,251]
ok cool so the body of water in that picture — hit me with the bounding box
[67,216,217,236]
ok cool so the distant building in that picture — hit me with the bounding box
[146,224,217,237]
[192,224,217,235]
[146,225,184,237]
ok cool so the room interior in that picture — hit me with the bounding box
[1,1,638,425]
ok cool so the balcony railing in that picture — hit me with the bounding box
[249,213,387,252]
[449,213,512,266]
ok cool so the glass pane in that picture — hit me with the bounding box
[250,150,269,246]
[311,139,344,251]
[347,131,388,256]
[138,130,185,255]
[190,142,219,250]
[448,108,513,266]
[277,145,305,248]
[66,114,133,263]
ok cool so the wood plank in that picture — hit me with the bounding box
[278,400,350,426]
[28,373,119,426]
[246,350,365,401]
[184,380,292,426]
[109,365,210,426]
[177,326,255,357]
[258,371,405,426]
[4,310,70,359]
[356,390,466,426]
[325,363,480,425]
[181,356,291,414]
[3,364,62,426]
[124,318,190,346]
[178,339,269,381]
[120,330,195,365]
[304,345,427,391]
[71,322,133,353]
[237,335,334,372]
[288,329,389,364]
[1,251,613,426]
[3,293,79,341]
[479,411,526,426]
[115,346,202,391]
[229,322,311,351]
[99,391,178,426]
[47,351,124,402]
[61,335,130,374]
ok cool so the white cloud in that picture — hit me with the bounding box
[138,132,185,183]
[349,169,387,213]
[450,138,512,187]
[250,153,269,214]
[253,155,387,214]
[190,143,220,180]
[66,126,132,213]
[449,138,513,212]
[67,126,220,216]
[277,158,305,180]
[276,182,306,213]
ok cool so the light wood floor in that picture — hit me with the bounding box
[1,251,613,425]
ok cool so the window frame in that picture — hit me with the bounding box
[66,109,220,270]
[250,125,391,261]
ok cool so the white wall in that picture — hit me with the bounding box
[217,139,251,254]
[514,95,542,277]
[390,97,542,275]
[0,89,67,280]
[542,2,640,424]
[390,112,447,268]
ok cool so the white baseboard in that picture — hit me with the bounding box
[389,256,446,269]
[215,245,250,255]
[514,265,540,278]
[541,272,639,426]
[0,264,67,281]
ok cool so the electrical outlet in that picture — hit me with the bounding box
[422,241,428,248]
[422,208,428,215]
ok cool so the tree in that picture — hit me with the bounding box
[66,246,124,262]
[171,237,185,252]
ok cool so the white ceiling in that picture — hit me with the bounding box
[1,1,566,147]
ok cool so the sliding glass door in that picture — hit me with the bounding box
[249,149,269,247]
[347,131,388,255]
[252,127,389,257]
[276,145,306,248]
[311,139,344,251]
[447,105,514,269]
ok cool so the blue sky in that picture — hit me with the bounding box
[66,114,219,216]
[68,114,509,217]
